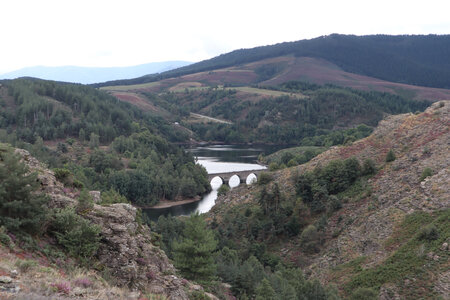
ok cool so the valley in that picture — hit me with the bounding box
[0,34,449,299]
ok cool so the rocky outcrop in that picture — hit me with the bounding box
[85,203,189,299]
[15,149,190,299]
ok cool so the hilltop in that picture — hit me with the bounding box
[209,100,449,298]
[98,34,450,92]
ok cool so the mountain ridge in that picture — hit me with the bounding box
[0,61,191,84]
[96,34,450,89]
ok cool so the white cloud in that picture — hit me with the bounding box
[0,0,449,74]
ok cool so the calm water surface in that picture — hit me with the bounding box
[142,144,285,221]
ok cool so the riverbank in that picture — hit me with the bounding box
[140,196,201,209]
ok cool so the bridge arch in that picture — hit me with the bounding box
[229,174,241,188]
[207,169,265,188]
[246,173,257,185]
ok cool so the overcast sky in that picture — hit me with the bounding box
[1,0,449,74]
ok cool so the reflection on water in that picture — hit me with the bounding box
[142,144,285,221]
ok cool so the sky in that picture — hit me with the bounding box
[1,0,449,74]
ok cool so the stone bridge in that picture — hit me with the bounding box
[208,169,265,185]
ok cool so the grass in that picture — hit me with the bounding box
[345,209,450,298]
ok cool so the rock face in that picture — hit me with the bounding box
[16,149,190,299]
[85,204,188,299]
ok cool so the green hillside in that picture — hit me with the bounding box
[96,34,450,89]
[0,78,210,206]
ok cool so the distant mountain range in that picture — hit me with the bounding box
[0,61,191,84]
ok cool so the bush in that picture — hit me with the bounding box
[350,287,378,300]
[76,189,94,213]
[257,172,273,185]
[217,184,230,196]
[51,208,101,261]
[385,149,396,162]
[268,162,280,171]
[15,259,38,273]
[362,159,376,175]
[100,189,129,205]
[0,226,12,248]
[418,224,439,241]
[419,167,433,181]
[300,225,320,253]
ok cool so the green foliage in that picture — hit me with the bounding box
[350,287,378,300]
[418,224,439,241]
[76,189,94,214]
[257,172,273,185]
[346,209,449,295]
[295,157,363,213]
[0,226,13,248]
[51,208,101,261]
[255,278,276,300]
[385,149,396,162]
[189,290,210,300]
[419,167,433,181]
[173,213,218,281]
[15,259,38,273]
[217,184,230,196]
[100,189,129,205]
[0,144,49,234]
[361,159,377,176]
[300,225,320,253]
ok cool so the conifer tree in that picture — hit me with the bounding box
[0,144,48,234]
[255,278,276,300]
[173,213,217,281]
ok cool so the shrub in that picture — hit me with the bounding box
[257,172,273,185]
[76,189,94,213]
[418,224,439,241]
[73,277,93,288]
[53,168,73,186]
[362,159,377,175]
[100,189,129,205]
[268,162,280,171]
[0,226,12,248]
[385,149,396,162]
[350,287,378,300]
[419,167,433,181]
[52,208,101,261]
[217,184,230,196]
[300,225,320,253]
[50,281,71,295]
[15,259,37,273]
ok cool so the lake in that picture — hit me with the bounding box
[142,144,284,221]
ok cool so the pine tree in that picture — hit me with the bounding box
[0,144,48,234]
[255,278,276,300]
[173,213,217,281]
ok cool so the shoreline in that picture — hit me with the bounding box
[138,196,201,209]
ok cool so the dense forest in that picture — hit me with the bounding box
[96,34,450,89]
[149,82,428,144]
[0,78,210,205]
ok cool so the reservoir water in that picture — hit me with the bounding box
[142,144,284,221]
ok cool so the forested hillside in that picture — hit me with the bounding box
[97,34,450,89]
[0,78,210,206]
[140,82,428,145]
